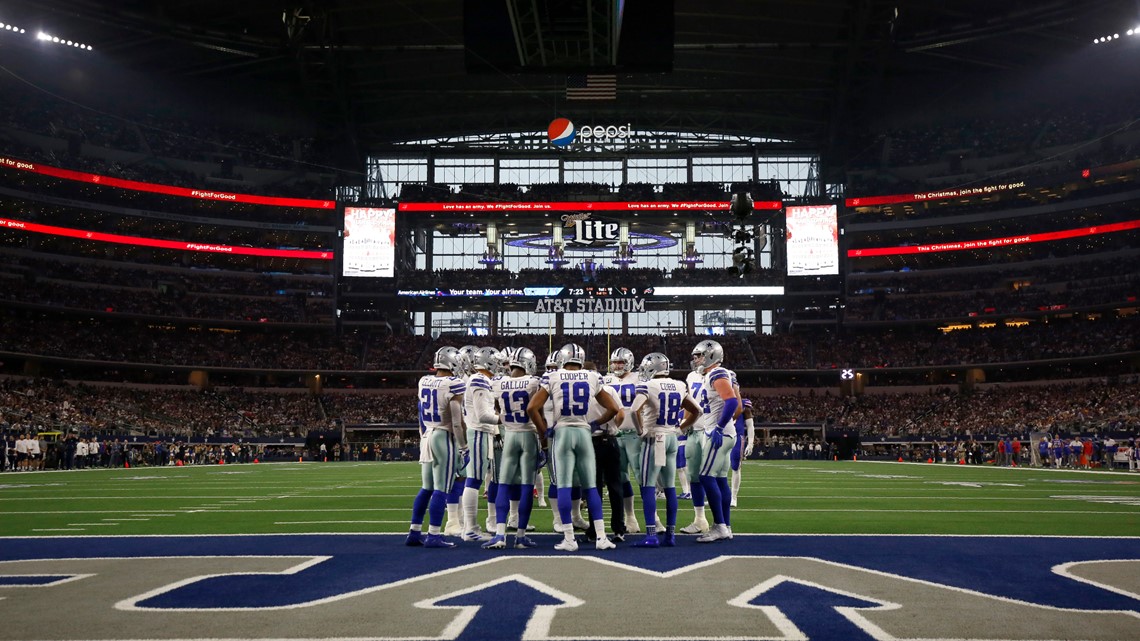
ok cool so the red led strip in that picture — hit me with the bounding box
[0,217,334,260]
[847,220,1140,257]
[0,156,335,210]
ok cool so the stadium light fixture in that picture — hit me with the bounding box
[0,21,27,33]
[36,30,93,50]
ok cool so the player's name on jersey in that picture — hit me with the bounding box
[533,297,647,313]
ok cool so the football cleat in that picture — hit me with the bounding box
[423,534,456,549]
[611,532,626,543]
[513,535,539,549]
[443,520,463,537]
[595,537,617,551]
[624,517,640,534]
[461,528,492,543]
[405,530,424,547]
[507,516,537,532]
[481,534,507,550]
[730,498,738,508]
[554,538,579,552]
[571,517,591,530]
[678,492,692,500]
[661,531,676,547]
[725,525,734,540]
[633,535,660,548]
[696,524,730,543]
[679,518,710,534]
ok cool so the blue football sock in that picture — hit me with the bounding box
[691,478,706,507]
[585,487,604,524]
[428,490,448,528]
[495,483,513,526]
[699,475,723,525]
[411,488,431,526]
[557,487,573,526]
[517,484,535,531]
[716,476,731,527]
[664,487,678,528]
[640,485,657,528]
[623,481,635,499]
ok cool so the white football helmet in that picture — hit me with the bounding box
[494,348,512,375]
[690,339,724,373]
[544,351,560,372]
[471,346,501,374]
[638,352,671,381]
[557,343,586,367]
[609,347,635,376]
[510,347,538,376]
[457,345,479,377]
[433,346,461,373]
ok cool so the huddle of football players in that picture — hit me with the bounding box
[405,339,751,551]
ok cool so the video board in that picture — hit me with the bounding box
[342,207,396,278]
[785,204,839,276]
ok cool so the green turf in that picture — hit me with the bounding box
[1,460,1138,537]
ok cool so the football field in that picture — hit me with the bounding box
[1,459,1138,537]
[2,460,1139,641]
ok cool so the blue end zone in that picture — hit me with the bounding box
[0,534,1136,613]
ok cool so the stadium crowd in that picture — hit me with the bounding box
[2,314,1136,374]
[3,373,1138,472]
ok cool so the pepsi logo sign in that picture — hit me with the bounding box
[548,118,577,147]
[548,119,632,147]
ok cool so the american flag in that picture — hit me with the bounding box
[566,74,617,100]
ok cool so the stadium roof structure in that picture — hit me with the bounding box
[1,0,1136,169]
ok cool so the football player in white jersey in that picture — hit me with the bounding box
[442,345,479,536]
[605,347,642,534]
[687,339,739,542]
[459,347,501,542]
[730,398,756,507]
[629,352,700,547]
[527,343,622,551]
[681,359,710,534]
[542,350,588,532]
[482,347,543,549]
[406,347,467,548]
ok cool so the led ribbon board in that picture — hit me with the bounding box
[0,217,334,259]
[0,156,335,210]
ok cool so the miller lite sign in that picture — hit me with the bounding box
[570,219,619,247]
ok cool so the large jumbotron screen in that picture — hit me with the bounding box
[342,207,397,278]
[785,204,839,276]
